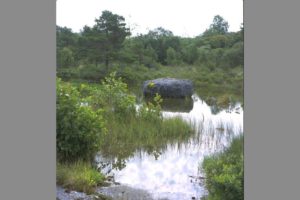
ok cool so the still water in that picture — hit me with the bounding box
[96,94,243,200]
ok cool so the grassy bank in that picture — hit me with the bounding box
[57,161,106,194]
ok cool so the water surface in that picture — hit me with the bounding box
[96,94,243,200]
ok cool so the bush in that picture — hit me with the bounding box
[90,72,136,117]
[78,64,107,81]
[138,93,163,123]
[57,47,76,67]
[56,78,106,162]
[202,135,244,200]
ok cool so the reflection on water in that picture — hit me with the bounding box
[145,96,194,113]
[96,94,243,200]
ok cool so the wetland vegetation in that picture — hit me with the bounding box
[202,135,244,200]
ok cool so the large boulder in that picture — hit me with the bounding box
[143,78,194,98]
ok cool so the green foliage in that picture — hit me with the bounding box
[182,44,199,65]
[94,10,131,67]
[56,12,243,101]
[160,117,192,137]
[57,72,194,174]
[57,47,75,67]
[56,26,80,68]
[57,161,105,194]
[63,78,193,165]
[56,67,80,81]
[143,45,159,68]
[56,12,243,73]
[221,42,244,69]
[204,35,229,49]
[204,15,229,36]
[77,26,106,67]
[56,26,78,49]
[78,64,106,81]
[71,10,131,69]
[89,72,136,116]
[166,47,179,65]
[138,93,163,123]
[202,135,244,200]
[141,27,181,65]
[100,112,192,165]
[56,78,106,162]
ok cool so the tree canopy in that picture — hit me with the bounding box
[203,15,229,36]
[56,13,243,70]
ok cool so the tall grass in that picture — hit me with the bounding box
[100,114,193,163]
[57,74,194,177]
[57,161,106,194]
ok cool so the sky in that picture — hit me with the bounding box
[56,0,243,37]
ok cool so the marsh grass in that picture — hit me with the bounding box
[58,75,194,167]
[99,115,193,162]
[188,118,238,151]
[56,161,105,194]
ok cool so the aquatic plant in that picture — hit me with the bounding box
[202,135,244,200]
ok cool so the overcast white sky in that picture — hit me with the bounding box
[56,0,243,37]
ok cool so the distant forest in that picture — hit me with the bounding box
[57,11,243,99]
[57,11,243,68]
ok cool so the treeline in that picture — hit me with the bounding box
[57,11,243,71]
[57,10,243,104]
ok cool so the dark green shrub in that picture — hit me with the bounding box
[56,78,106,162]
[56,67,79,81]
[57,47,75,67]
[78,64,106,81]
[202,135,244,200]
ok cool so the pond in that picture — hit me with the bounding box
[95,94,243,200]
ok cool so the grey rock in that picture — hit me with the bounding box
[56,186,111,200]
[143,78,193,98]
[97,185,154,200]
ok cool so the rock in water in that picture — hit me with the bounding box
[143,78,193,98]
